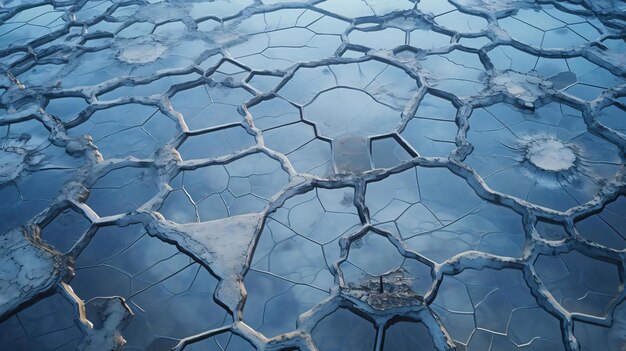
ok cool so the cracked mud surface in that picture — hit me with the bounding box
[0,0,625,350]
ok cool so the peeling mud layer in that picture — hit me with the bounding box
[0,0,625,351]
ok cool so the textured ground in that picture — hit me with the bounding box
[0,0,625,350]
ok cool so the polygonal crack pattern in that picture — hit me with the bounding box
[433,267,566,350]
[0,0,625,350]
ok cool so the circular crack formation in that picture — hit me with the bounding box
[525,138,577,173]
